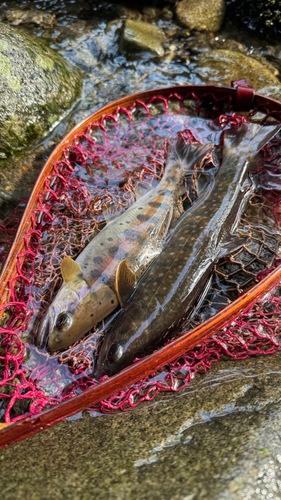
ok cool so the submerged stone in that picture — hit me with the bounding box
[194,49,281,99]
[0,23,82,157]
[175,0,226,32]
[121,19,167,57]
[5,9,56,27]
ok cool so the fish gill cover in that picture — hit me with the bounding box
[1,91,281,423]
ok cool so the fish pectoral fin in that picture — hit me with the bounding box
[61,256,82,282]
[216,234,248,261]
[115,259,136,308]
[0,423,9,430]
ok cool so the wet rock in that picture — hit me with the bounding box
[3,354,281,498]
[121,19,167,57]
[0,23,82,158]
[187,30,249,56]
[5,9,56,27]
[162,7,174,21]
[175,0,226,32]
[193,49,281,99]
[118,6,142,21]
[142,7,159,20]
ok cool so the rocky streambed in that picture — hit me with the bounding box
[1,1,281,499]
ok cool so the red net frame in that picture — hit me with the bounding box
[1,86,281,435]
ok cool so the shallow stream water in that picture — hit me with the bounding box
[2,1,281,499]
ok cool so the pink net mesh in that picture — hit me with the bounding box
[1,91,281,422]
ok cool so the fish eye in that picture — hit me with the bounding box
[56,313,70,331]
[107,342,123,363]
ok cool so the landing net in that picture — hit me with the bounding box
[1,92,281,422]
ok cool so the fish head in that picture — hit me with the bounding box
[94,307,140,379]
[36,276,118,352]
[95,334,125,379]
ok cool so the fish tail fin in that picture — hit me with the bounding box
[163,136,214,179]
[223,121,281,158]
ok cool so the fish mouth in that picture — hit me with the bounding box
[94,360,111,381]
[35,313,50,349]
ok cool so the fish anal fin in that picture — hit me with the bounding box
[115,259,136,308]
[61,256,82,282]
[217,234,248,261]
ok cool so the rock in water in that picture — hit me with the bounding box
[6,9,56,27]
[175,0,226,32]
[121,20,166,57]
[0,23,82,158]
[194,49,281,100]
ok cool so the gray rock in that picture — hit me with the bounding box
[193,49,281,99]
[0,23,82,158]
[121,19,167,57]
[176,0,226,32]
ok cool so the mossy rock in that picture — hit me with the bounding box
[194,49,281,100]
[0,23,82,158]
[121,20,167,57]
[175,0,226,32]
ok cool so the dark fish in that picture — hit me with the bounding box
[95,121,281,378]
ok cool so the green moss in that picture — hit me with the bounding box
[0,52,10,76]
[25,122,41,144]
[48,115,59,125]
[0,39,8,51]
[35,55,55,72]
[6,75,21,91]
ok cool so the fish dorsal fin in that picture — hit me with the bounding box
[135,181,153,201]
[115,259,136,308]
[61,256,82,282]
[103,204,125,224]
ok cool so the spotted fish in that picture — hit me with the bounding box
[36,136,213,351]
[95,121,281,378]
